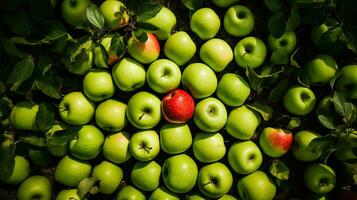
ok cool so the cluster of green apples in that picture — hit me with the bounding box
[2,0,357,199]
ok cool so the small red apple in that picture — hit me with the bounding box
[127,33,160,64]
[259,127,293,157]
[162,89,195,123]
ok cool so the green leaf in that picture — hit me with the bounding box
[268,11,286,38]
[35,103,55,133]
[181,0,203,10]
[0,137,16,181]
[320,25,342,44]
[0,82,5,97]
[287,117,301,129]
[286,9,301,32]
[271,50,290,65]
[268,79,289,103]
[20,135,47,147]
[290,48,301,68]
[306,134,337,153]
[110,34,126,58]
[43,20,67,41]
[3,10,32,36]
[86,3,105,29]
[247,102,274,121]
[7,57,34,84]
[246,67,264,92]
[37,54,53,76]
[46,126,81,146]
[317,114,337,130]
[93,44,108,68]
[11,37,46,46]
[269,160,289,180]
[10,76,34,95]
[77,177,99,199]
[133,29,148,43]
[0,37,30,58]
[136,22,160,32]
[34,70,61,99]
[0,97,12,120]
[136,3,163,21]
[264,0,283,12]
[332,91,354,120]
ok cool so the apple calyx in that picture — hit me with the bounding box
[139,108,151,120]
[139,142,153,153]
[69,0,77,7]
[202,177,218,186]
[301,92,311,102]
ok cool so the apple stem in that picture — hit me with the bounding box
[139,145,152,153]
[139,112,145,120]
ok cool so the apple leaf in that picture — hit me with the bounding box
[331,91,354,121]
[46,126,81,146]
[110,33,126,58]
[247,102,274,121]
[133,29,148,43]
[35,102,55,133]
[264,0,283,13]
[268,11,286,38]
[0,37,30,58]
[0,97,13,120]
[268,79,289,103]
[286,9,301,32]
[0,82,5,98]
[11,37,46,46]
[36,54,52,76]
[306,134,337,154]
[34,70,61,99]
[7,57,34,84]
[43,20,67,41]
[86,3,105,30]
[93,44,109,68]
[136,22,160,32]
[287,117,301,130]
[270,160,289,181]
[10,76,34,96]
[77,177,99,199]
[317,114,338,130]
[3,10,33,37]
[271,50,290,65]
[0,135,16,181]
[19,135,47,147]
[181,0,203,10]
[135,3,163,21]
[289,48,301,68]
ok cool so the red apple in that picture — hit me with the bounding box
[127,33,160,64]
[162,89,195,123]
[259,127,293,157]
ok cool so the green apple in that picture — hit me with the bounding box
[59,91,95,125]
[149,186,180,200]
[129,130,160,161]
[237,170,276,200]
[194,97,227,132]
[92,161,123,194]
[164,31,196,66]
[228,140,262,174]
[193,132,226,163]
[160,123,192,154]
[211,0,239,8]
[10,101,39,131]
[259,127,293,157]
[283,85,316,116]
[17,175,52,200]
[112,57,146,92]
[182,63,217,99]
[61,0,91,27]
[102,131,131,164]
[95,99,127,132]
[162,154,198,194]
[116,185,146,200]
[69,125,104,160]
[218,195,237,200]
[146,7,177,40]
[28,148,52,167]
[46,123,69,157]
[100,34,124,66]
[82,68,116,102]
[127,33,160,64]
[335,65,357,99]
[303,54,338,85]
[216,73,250,107]
[190,8,220,40]
[200,39,233,72]
[226,106,261,140]
[185,193,206,200]
[56,189,80,200]
[267,31,297,54]
[126,92,162,129]
[131,160,161,191]
[99,0,129,30]
[304,163,336,195]
[197,162,233,198]
[234,36,267,68]
[292,130,322,162]
[224,5,255,37]
[0,155,30,184]
[54,155,92,186]
[147,59,181,94]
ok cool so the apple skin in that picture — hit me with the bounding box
[194,97,227,132]
[237,170,276,200]
[112,57,146,92]
[259,127,293,157]
[303,54,338,85]
[292,130,322,162]
[228,140,263,174]
[224,5,255,37]
[83,69,116,102]
[99,0,129,30]
[92,161,123,194]
[126,91,162,129]
[226,105,261,140]
[162,154,198,194]
[61,0,91,27]
[102,131,131,164]
[190,8,220,40]
[56,189,80,200]
[10,101,39,131]
[283,85,316,116]
[128,33,160,64]
[200,39,233,72]
[146,7,177,40]
[182,63,218,99]
[129,130,160,161]
[162,89,195,123]
[131,160,161,191]
[69,125,104,160]
[0,156,30,184]
[59,91,95,125]
[95,99,127,132]
[46,123,69,157]
[218,195,237,200]
[149,186,180,200]
[197,162,233,198]
[116,185,146,200]
[216,73,251,107]
[267,31,297,54]
[100,35,122,66]
[335,65,357,99]
[164,31,196,66]
[160,123,192,154]
[304,163,336,195]
[193,132,226,163]
[16,175,52,200]
[185,193,206,200]
[147,59,181,94]
[234,36,267,69]
[211,0,239,8]
[54,155,92,187]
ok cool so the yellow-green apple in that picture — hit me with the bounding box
[92,161,123,194]
[147,59,181,94]
[190,8,220,40]
[216,73,251,107]
[234,36,267,68]
[149,186,180,200]
[162,89,195,123]
[226,106,261,140]
[99,0,129,30]
[128,33,160,64]
[82,69,116,102]
[228,140,262,174]
[237,171,276,200]
[116,185,146,200]
[59,91,95,125]
[194,97,227,132]
[224,5,255,37]
[129,130,160,161]
[102,131,131,164]
[0,156,30,184]
[95,99,127,132]
[211,0,239,8]
[292,130,322,161]
[283,85,316,116]
[54,155,92,186]
[218,195,237,200]
[61,0,91,27]
[182,63,218,99]
[267,31,297,54]
[303,54,338,85]
[162,154,198,193]
[193,132,226,163]
[131,160,161,191]
[56,189,79,200]
[45,123,69,157]
[335,65,357,99]
[16,175,52,200]
[197,162,233,198]
[304,163,336,195]
[259,127,293,157]
[200,39,233,72]
[164,31,196,66]
[146,7,177,40]
[126,92,162,129]
[112,57,146,92]
[28,148,52,167]
[100,35,124,66]
[10,101,38,131]
[160,123,192,154]
[185,193,206,200]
